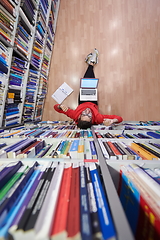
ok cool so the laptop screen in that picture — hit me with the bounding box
[80,78,99,88]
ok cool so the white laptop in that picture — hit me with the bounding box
[80,78,99,101]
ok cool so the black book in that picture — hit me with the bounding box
[137,142,160,158]
[103,141,117,159]
[85,164,102,240]
[24,165,56,231]
[16,165,52,231]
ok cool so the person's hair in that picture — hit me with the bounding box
[77,119,92,129]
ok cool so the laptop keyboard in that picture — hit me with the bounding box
[81,89,96,95]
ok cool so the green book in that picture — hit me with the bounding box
[0,165,28,202]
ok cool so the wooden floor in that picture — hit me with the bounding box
[43,0,160,122]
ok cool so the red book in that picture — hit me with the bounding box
[119,165,160,239]
[107,141,123,159]
[50,163,72,239]
[66,163,80,239]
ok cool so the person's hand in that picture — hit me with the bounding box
[59,104,68,112]
[103,118,118,126]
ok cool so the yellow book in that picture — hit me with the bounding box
[78,139,84,159]
[8,92,14,98]
[64,131,72,138]
[3,130,21,138]
[33,46,42,53]
[130,142,158,160]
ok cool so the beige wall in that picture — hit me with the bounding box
[43,0,160,122]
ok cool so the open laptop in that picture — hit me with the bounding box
[80,78,99,101]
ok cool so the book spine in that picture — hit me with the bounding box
[85,163,102,239]
[89,163,116,240]
[79,163,92,240]
[66,163,80,239]
[35,163,64,239]
[50,163,72,239]
[24,163,56,233]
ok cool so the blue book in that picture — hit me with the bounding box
[89,163,116,240]
[89,141,97,158]
[0,162,39,217]
[0,162,22,190]
[3,139,28,153]
[147,132,160,139]
[0,167,41,239]
[6,111,19,116]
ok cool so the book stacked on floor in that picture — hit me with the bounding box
[0,160,116,240]
[118,163,160,240]
[0,138,98,160]
[31,0,49,69]
[3,55,27,127]
[22,69,39,122]
[99,139,160,160]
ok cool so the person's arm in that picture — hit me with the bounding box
[94,112,123,125]
[102,115,123,126]
[53,104,76,119]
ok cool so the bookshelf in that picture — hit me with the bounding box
[0,0,61,127]
[0,120,160,239]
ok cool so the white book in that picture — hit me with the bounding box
[51,82,73,104]
[35,162,64,240]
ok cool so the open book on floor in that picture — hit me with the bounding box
[51,82,74,104]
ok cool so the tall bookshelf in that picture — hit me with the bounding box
[0,120,160,239]
[0,0,60,127]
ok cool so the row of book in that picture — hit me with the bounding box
[14,15,32,59]
[31,0,49,69]
[95,130,160,139]
[0,161,116,240]
[0,0,17,45]
[0,126,93,138]
[41,5,55,76]
[20,0,37,26]
[0,40,9,77]
[118,163,160,239]
[27,120,76,127]
[3,55,28,127]
[0,138,98,160]
[99,140,160,160]
[1,0,17,18]
[22,69,39,122]
[93,122,160,131]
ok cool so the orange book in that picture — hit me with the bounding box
[66,163,80,239]
[107,141,123,160]
[130,142,158,160]
[1,0,14,16]
[33,46,43,53]
[8,92,14,98]
[50,164,72,239]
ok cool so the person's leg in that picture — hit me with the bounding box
[83,64,95,78]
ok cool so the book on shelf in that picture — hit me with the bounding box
[118,164,160,239]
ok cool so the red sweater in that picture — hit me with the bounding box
[54,102,123,124]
